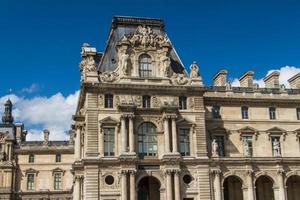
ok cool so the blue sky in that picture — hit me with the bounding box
[0,0,300,140]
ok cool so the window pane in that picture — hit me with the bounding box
[297,108,300,120]
[138,123,157,157]
[179,96,187,110]
[104,128,115,156]
[139,54,152,78]
[105,94,113,108]
[179,128,190,156]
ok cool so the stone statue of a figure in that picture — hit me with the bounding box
[273,138,281,157]
[189,62,199,78]
[118,52,129,76]
[160,54,171,77]
[212,139,219,157]
[244,140,251,156]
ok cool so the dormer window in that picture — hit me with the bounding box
[139,54,152,78]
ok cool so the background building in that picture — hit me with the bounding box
[1,16,300,200]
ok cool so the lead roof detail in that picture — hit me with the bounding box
[98,16,185,74]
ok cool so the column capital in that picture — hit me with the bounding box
[277,168,286,175]
[75,175,84,181]
[245,169,254,176]
[163,169,173,176]
[163,114,177,120]
[74,123,84,130]
[210,169,222,176]
[120,169,129,175]
[121,113,135,119]
[129,170,137,176]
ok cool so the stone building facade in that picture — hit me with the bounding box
[1,16,300,200]
[0,100,74,199]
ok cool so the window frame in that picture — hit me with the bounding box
[104,94,114,109]
[179,96,187,110]
[55,153,61,163]
[138,122,157,158]
[28,154,34,163]
[53,172,62,190]
[212,105,221,119]
[103,127,115,156]
[241,106,249,119]
[27,173,35,191]
[269,107,276,120]
[138,54,152,78]
[179,128,190,156]
[142,95,151,108]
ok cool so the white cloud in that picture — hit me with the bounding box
[21,83,40,94]
[231,66,300,88]
[0,91,79,141]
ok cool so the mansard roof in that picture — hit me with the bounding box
[98,16,185,74]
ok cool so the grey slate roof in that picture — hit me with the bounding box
[98,16,185,74]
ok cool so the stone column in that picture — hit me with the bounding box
[75,127,81,160]
[121,170,128,200]
[129,115,135,153]
[172,117,178,153]
[130,171,136,200]
[212,169,222,200]
[121,116,127,153]
[164,117,171,153]
[277,169,287,200]
[174,170,181,200]
[246,170,255,200]
[165,170,173,200]
[73,176,80,200]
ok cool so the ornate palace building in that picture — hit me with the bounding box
[1,16,300,200]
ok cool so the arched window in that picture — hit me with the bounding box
[139,54,152,78]
[138,123,157,157]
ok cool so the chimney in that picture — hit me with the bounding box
[264,71,280,88]
[15,123,24,143]
[239,71,254,87]
[213,69,228,86]
[288,73,300,89]
[43,129,50,145]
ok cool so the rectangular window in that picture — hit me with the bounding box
[179,128,190,156]
[104,94,114,108]
[55,153,61,162]
[142,96,151,108]
[212,105,221,119]
[54,173,62,190]
[179,96,187,110]
[241,106,249,119]
[28,154,34,163]
[27,174,34,190]
[242,136,253,156]
[104,128,115,156]
[269,107,276,120]
[215,136,225,157]
[297,108,300,120]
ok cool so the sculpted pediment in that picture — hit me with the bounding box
[266,127,287,141]
[238,126,258,133]
[176,118,195,127]
[99,117,119,126]
[118,25,171,49]
[52,167,65,175]
[238,126,259,140]
[24,168,39,175]
[266,127,286,133]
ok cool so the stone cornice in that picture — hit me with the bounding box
[205,96,300,106]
